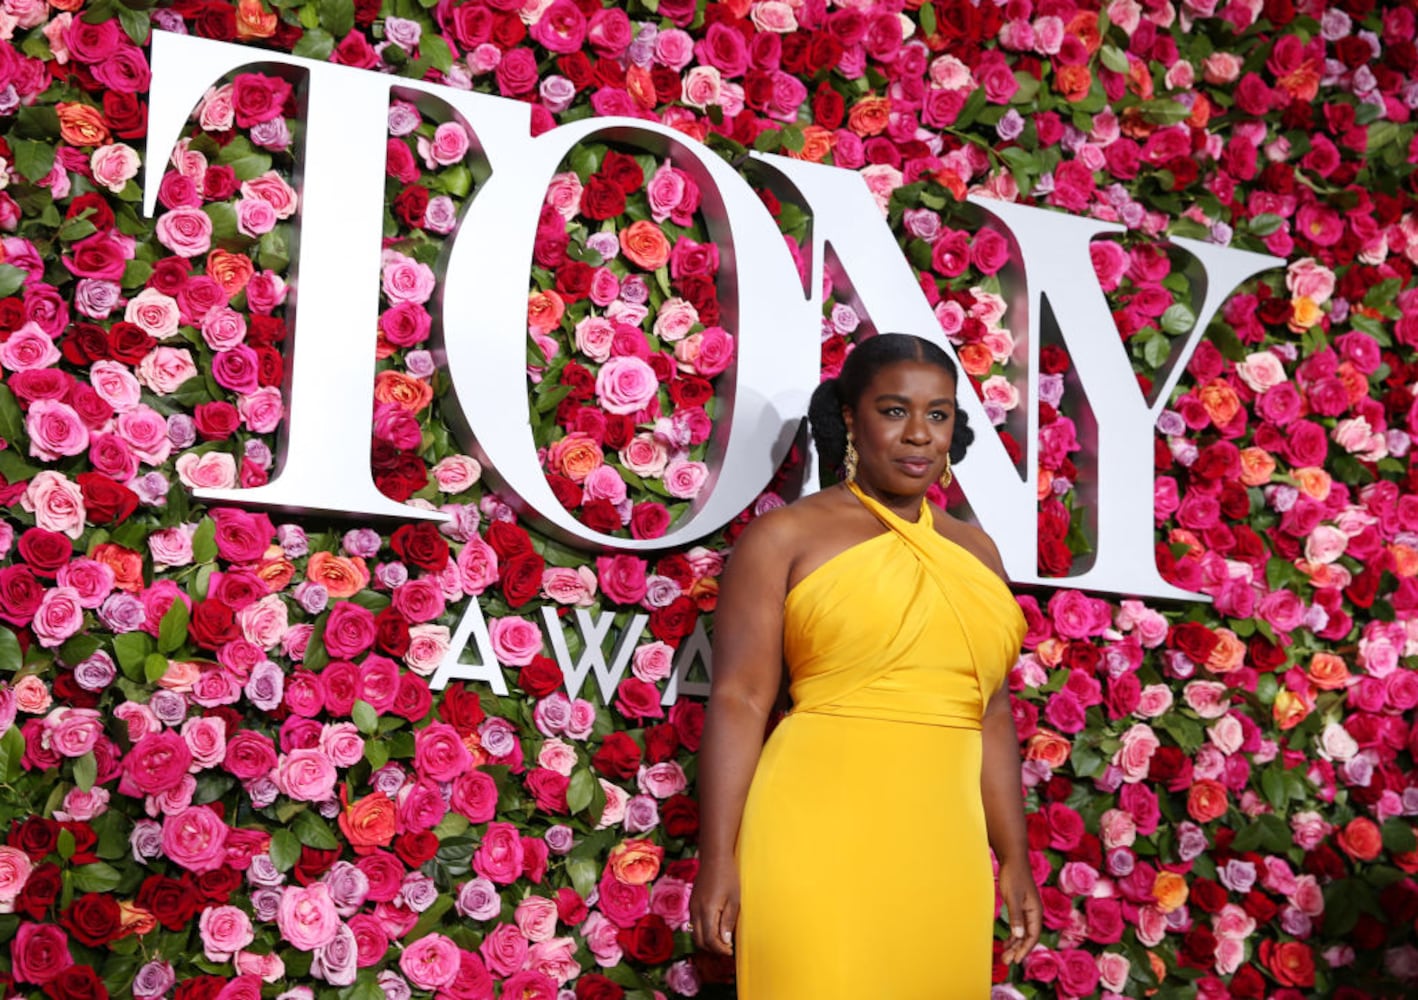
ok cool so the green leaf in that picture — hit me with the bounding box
[421,33,453,73]
[0,726,26,782]
[1261,766,1286,811]
[0,628,20,672]
[157,598,189,655]
[352,699,379,735]
[343,974,387,1000]
[0,385,24,445]
[117,3,150,44]
[145,654,169,684]
[0,264,28,299]
[73,751,97,793]
[226,152,274,182]
[191,517,217,564]
[752,128,782,153]
[319,0,354,38]
[11,138,55,184]
[292,809,340,850]
[1160,303,1196,336]
[269,829,301,872]
[1099,44,1129,73]
[1382,820,1417,855]
[567,768,597,815]
[566,856,598,898]
[0,448,39,483]
[917,2,935,37]
[113,632,153,681]
[73,862,123,893]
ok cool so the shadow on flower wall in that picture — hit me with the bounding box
[0,0,1416,998]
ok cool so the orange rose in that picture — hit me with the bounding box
[1238,447,1276,486]
[235,0,278,39]
[1338,817,1382,862]
[206,249,255,297]
[157,661,201,692]
[546,432,603,483]
[608,839,664,885]
[1288,296,1322,332]
[847,96,891,137]
[1186,779,1229,824]
[527,289,566,336]
[374,370,435,413]
[1390,543,1418,578]
[340,792,398,854]
[1126,59,1153,99]
[94,542,144,592]
[689,576,718,611]
[1024,729,1071,769]
[1306,652,1351,691]
[1336,361,1367,406]
[1187,93,1212,129]
[620,220,671,271]
[1272,687,1312,730]
[306,551,371,599]
[1263,941,1316,989]
[1034,637,1065,668]
[1197,380,1240,427]
[1036,468,1055,502]
[1291,466,1331,500]
[1066,11,1101,52]
[255,554,296,593]
[1206,629,1245,674]
[118,901,157,937]
[787,125,835,163]
[56,103,110,147]
[1151,871,1188,913]
[626,64,656,110]
[1057,64,1093,103]
[957,342,994,379]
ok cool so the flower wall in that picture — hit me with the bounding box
[0,0,1416,998]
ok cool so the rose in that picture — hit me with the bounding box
[619,221,672,270]
[276,748,337,802]
[156,207,213,257]
[90,143,141,193]
[199,905,254,961]
[11,922,73,984]
[1338,817,1382,861]
[161,806,229,874]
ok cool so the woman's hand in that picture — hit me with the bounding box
[688,858,739,957]
[998,858,1042,965]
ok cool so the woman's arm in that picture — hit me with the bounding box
[981,683,1041,964]
[690,512,792,957]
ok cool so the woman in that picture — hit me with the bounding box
[689,333,1042,997]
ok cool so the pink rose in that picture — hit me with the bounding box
[235,198,277,237]
[161,805,230,874]
[596,554,649,606]
[276,748,337,802]
[595,356,659,415]
[199,905,254,962]
[0,323,61,371]
[11,922,73,984]
[415,722,472,783]
[176,451,238,491]
[662,460,708,500]
[323,602,376,658]
[156,207,213,258]
[1113,723,1159,782]
[240,172,298,218]
[381,252,436,305]
[90,143,140,193]
[277,883,341,951]
[489,616,542,666]
[472,823,524,885]
[89,360,142,412]
[401,933,461,990]
[30,588,84,649]
[25,398,89,463]
[21,472,86,539]
[478,922,529,977]
[136,346,199,395]
[126,287,181,339]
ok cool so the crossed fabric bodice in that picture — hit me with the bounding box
[782,480,1027,731]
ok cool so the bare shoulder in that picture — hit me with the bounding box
[930,508,1009,584]
[725,489,850,575]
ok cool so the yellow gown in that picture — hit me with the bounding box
[735,480,1027,998]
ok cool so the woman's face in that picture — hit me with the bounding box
[842,360,957,496]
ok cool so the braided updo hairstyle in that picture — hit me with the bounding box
[807,333,974,485]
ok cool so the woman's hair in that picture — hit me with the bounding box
[807,332,974,483]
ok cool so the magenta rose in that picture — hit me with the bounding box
[472,823,525,885]
[323,602,377,658]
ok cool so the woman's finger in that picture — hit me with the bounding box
[718,896,738,955]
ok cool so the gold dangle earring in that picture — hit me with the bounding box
[938,454,953,491]
[843,435,859,483]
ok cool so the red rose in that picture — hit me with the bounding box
[138,876,195,931]
[391,674,432,722]
[1168,622,1220,665]
[101,92,146,139]
[618,914,674,964]
[574,974,624,1000]
[549,474,583,510]
[192,865,242,904]
[1240,888,1280,923]
[16,863,61,920]
[189,600,240,650]
[555,261,595,303]
[0,565,43,627]
[629,502,670,540]
[669,700,704,751]
[580,175,627,220]
[332,30,379,68]
[17,529,71,577]
[45,965,109,1000]
[500,551,546,608]
[375,606,411,657]
[1228,965,1265,999]
[231,73,291,128]
[1189,878,1227,914]
[655,554,694,589]
[438,683,486,734]
[391,523,450,573]
[582,500,622,534]
[1260,940,1315,988]
[75,473,138,525]
[1178,925,1216,970]
[592,732,642,780]
[661,794,699,839]
[394,831,439,867]
[106,322,156,364]
[603,414,634,450]
[560,362,595,401]
[254,345,283,387]
[518,656,563,698]
[812,82,845,128]
[174,977,225,1000]
[643,723,679,763]
[525,768,569,814]
[60,323,108,365]
[1147,747,1192,790]
[597,150,644,194]
[485,521,534,559]
[189,4,236,41]
[393,184,430,229]
[669,376,713,408]
[60,892,123,947]
[649,597,698,642]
